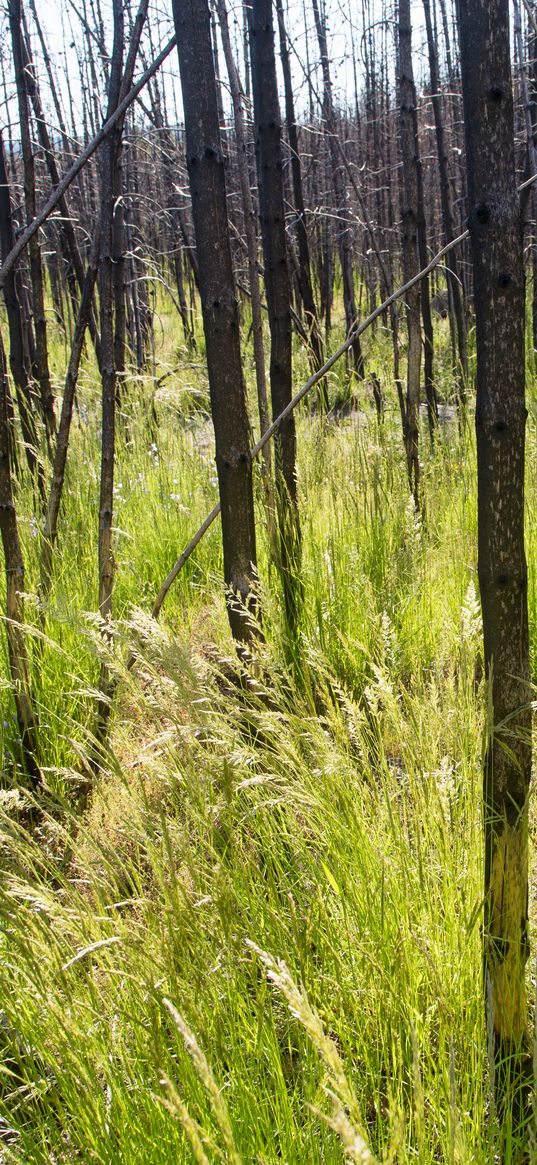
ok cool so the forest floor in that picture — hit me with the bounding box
[1,304,537,1162]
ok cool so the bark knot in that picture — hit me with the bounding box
[488,84,504,103]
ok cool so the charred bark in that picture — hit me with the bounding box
[249,0,302,637]
[0,331,40,787]
[0,132,45,499]
[173,0,259,645]
[8,0,56,445]
[398,0,422,505]
[312,0,364,381]
[458,0,532,1130]
[422,0,468,410]
[275,0,325,400]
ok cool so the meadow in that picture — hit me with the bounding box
[0,299,536,1162]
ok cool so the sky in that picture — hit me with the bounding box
[0,0,449,144]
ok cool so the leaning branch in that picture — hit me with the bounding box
[0,34,177,291]
[154,166,537,616]
[151,223,471,619]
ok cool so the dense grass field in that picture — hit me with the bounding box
[1,300,537,1162]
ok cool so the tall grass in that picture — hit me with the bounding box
[0,300,535,1161]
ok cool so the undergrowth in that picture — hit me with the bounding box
[0,299,535,1161]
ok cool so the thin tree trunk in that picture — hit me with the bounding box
[249,0,302,638]
[40,236,100,602]
[398,0,422,506]
[95,0,125,747]
[21,23,101,365]
[527,6,537,353]
[8,0,56,445]
[416,136,438,442]
[514,0,537,369]
[311,0,364,380]
[0,331,40,786]
[422,0,467,409]
[27,0,73,156]
[274,0,325,400]
[95,0,149,744]
[112,138,126,398]
[0,131,45,499]
[0,32,178,295]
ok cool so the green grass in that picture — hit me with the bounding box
[0,293,535,1162]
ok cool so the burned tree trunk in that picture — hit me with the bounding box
[398,0,422,506]
[422,0,468,410]
[312,0,364,381]
[8,0,56,446]
[0,131,45,497]
[40,237,100,603]
[21,24,101,365]
[275,0,325,396]
[514,0,537,369]
[0,332,40,787]
[173,0,259,645]
[458,0,532,1127]
[214,0,272,472]
[249,0,302,637]
[97,0,124,663]
[94,0,149,745]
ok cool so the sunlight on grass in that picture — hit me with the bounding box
[0,294,534,1161]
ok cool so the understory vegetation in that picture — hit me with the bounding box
[0,298,536,1164]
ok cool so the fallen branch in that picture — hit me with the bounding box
[151,223,471,619]
[0,34,177,291]
[146,164,537,619]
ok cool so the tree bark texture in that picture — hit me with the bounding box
[40,236,100,603]
[8,0,56,445]
[458,0,531,1088]
[422,0,468,409]
[173,0,258,644]
[97,0,124,640]
[215,0,271,464]
[249,0,302,636]
[21,24,101,365]
[275,0,324,391]
[398,0,421,505]
[513,0,537,371]
[0,132,45,497]
[215,0,278,556]
[0,332,40,786]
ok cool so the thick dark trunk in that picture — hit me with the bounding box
[173,0,259,645]
[457,0,532,1130]
[214,0,272,478]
